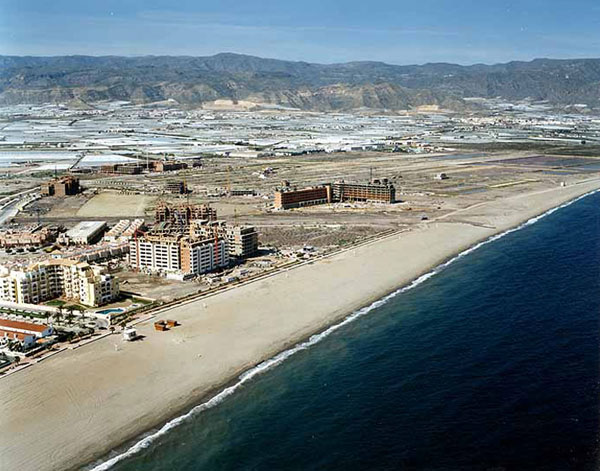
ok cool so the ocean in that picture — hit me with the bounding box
[95,191,600,471]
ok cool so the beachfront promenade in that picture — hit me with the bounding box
[1,178,600,471]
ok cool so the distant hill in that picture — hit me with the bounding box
[1,53,599,111]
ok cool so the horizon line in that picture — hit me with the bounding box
[1,51,599,69]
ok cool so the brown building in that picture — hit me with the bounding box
[100,161,158,174]
[40,176,80,197]
[165,181,188,194]
[154,161,188,172]
[154,202,217,225]
[274,186,331,210]
[331,180,395,203]
[0,225,57,248]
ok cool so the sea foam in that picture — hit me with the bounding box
[88,188,599,470]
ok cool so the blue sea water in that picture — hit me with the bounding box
[100,191,600,471]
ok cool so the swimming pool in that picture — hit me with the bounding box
[95,308,125,315]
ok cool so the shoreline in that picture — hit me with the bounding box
[91,182,600,471]
[2,179,600,471]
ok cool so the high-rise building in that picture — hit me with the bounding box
[189,220,258,258]
[129,233,229,278]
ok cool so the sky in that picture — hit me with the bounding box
[1,0,599,65]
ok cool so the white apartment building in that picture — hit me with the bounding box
[189,220,258,258]
[129,234,229,277]
[0,259,119,307]
[183,238,229,275]
[131,236,181,272]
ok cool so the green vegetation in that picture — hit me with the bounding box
[45,299,66,307]
[131,297,153,305]
[65,304,87,312]
[0,308,46,320]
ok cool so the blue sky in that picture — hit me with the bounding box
[1,0,599,64]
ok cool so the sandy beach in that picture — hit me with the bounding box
[1,178,600,471]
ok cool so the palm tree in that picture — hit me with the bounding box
[54,306,63,325]
[66,307,75,326]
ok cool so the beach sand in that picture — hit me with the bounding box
[1,178,599,471]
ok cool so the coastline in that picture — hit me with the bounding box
[2,179,600,471]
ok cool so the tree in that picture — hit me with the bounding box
[54,306,63,325]
[66,307,75,326]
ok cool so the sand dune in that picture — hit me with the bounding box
[1,179,599,471]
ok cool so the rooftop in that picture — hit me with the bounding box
[0,318,49,333]
[66,221,106,239]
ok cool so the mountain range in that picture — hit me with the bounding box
[1,53,600,111]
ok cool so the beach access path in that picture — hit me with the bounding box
[2,178,600,471]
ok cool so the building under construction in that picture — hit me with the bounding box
[40,176,80,197]
[154,161,188,172]
[189,220,259,258]
[274,186,332,210]
[331,179,395,203]
[165,181,188,194]
[274,179,395,209]
[154,202,217,225]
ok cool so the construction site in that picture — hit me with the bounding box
[1,101,600,303]
[2,101,600,372]
[9,146,600,254]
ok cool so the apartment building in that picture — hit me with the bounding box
[181,237,229,275]
[0,259,119,307]
[0,225,57,248]
[131,235,181,273]
[189,220,258,258]
[129,233,229,277]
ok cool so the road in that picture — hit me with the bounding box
[0,189,39,226]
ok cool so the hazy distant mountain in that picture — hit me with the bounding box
[1,53,599,111]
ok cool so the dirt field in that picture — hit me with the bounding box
[117,270,201,301]
[76,192,156,218]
